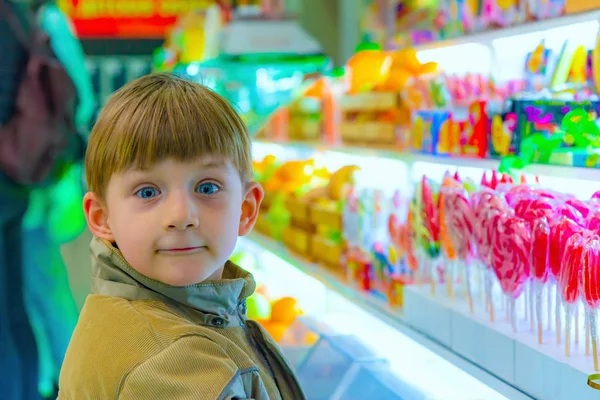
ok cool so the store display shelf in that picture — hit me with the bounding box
[248,232,600,400]
[412,10,600,51]
[252,139,600,183]
[247,233,533,400]
[404,285,599,400]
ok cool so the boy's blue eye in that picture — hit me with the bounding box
[135,187,160,199]
[196,183,220,195]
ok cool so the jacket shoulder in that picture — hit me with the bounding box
[59,295,202,398]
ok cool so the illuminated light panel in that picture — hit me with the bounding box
[416,43,492,75]
[253,141,600,199]
[238,236,516,400]
[492,20,599,82]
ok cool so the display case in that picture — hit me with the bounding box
[249,137,600,399]
[237,234,531,400]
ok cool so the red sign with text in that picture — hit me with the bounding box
[58,0,216,38]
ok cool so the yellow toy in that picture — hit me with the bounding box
[491,115,512,156]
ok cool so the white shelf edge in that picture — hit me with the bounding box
[403,285,600,400]
[412,10,600,51]
[252,139,600,182]
[247,232,534,400]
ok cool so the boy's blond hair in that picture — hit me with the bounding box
[86,73,252,200]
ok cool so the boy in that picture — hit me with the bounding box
[58,73,305,400]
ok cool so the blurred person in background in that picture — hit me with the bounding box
[22,1,94,397]
[0,2,41,399]
[0,0,82,398]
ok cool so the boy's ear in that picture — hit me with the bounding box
[239,182,264,237]
[83,191,114,241]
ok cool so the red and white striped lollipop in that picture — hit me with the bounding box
[582,236,600,369]
[531,217,550,343]
[560,232,585,356]
[492,215,531,331]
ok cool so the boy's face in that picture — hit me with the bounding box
[84,157,263,286]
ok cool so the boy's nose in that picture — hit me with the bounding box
[164,192,199,230]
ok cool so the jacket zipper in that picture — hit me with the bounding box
[237,300,280,390]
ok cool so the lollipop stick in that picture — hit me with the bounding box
[466,262,474,313]
[548,283,553,331]
[566,304,572,357]
[511,297,517,333]
[478,262,484,303]
[487,269,495,322]
[591,309,599,371]
[536,281,543,344]
[446,260,455,300]
[430,258,436,296]
[556,288,562,345]
[529,281,535,331]
[524,285,529,324]
[576,305,580,345]
[587,315,591,357]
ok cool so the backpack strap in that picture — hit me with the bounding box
[0,0,36,51]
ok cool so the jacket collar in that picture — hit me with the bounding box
[89,237,255,323]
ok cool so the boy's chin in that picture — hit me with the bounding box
[154,264,224,286]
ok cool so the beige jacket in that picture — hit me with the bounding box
[58,238,305,399]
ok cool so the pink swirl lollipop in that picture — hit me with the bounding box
[444,188,474,260]
[492,216,531,299]
[474,192,509,265]
[588,210,600,232]
[558,203,584,225]
[492,215,531,331]
[592,191,600,201]
[566,198,590,219]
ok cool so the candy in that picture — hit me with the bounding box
[531,217,550,283]
[443,187,473,260]
[582,236,600,309]
[492,215,531,298]
[559,233,585,304]
[549,217,580,279]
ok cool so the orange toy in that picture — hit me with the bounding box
[262,322,289,342]
[346,50,392,94]
[271,297,302,326]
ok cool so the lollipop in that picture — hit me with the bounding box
[519,198,556,225]
[492,215,531,331]
[444,187,475,311]
[549,217,580,344]
[420,176,440,293]
[531,217,550,343]
[558,203,584,225]
[559,232,585,356]
[439,175,462,299]
[549,217,580,279]
[587,209,600,232]
[566,198,591,219]
[582,236,600,369]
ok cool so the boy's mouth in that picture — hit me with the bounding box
[158,246,206,254]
